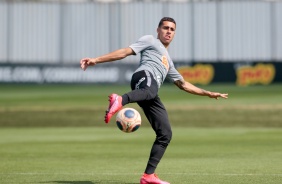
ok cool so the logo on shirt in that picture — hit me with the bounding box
[161,56,169,71]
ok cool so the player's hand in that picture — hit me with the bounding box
[80,58,97,71]
[209,92,228,100]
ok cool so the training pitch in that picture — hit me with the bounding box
[0,84,281,184]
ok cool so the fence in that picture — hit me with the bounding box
[0,0,282,64]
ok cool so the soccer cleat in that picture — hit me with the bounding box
[104,94,123,123]
[140,173,170,184]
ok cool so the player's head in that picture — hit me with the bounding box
[158,17,176,28]
[157,17,176,48]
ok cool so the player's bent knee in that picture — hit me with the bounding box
[156,131,172,146]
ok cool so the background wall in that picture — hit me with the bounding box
[0,0,282,64]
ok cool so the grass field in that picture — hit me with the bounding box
[0,84,282,183]
[1,84,281,127]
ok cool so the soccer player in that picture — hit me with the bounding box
[80,17,228,184]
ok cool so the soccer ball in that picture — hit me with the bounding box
[116,108,141,133]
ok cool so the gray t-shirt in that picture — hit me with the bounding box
[129,35,183,88]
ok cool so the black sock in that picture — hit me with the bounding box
[121,94,129,106]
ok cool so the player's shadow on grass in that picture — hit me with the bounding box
[51,182,94,184]
[47,181,139,184]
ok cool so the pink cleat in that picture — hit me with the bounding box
[140,173,170,184]
[104,94,122,123]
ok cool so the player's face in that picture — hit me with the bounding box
[157,21,176,48]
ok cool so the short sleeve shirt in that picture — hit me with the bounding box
[129,35,183,88]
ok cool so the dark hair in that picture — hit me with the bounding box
[158,17,176,28]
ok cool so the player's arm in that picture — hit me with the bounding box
[174,79,228,100]
[80,47,135,71]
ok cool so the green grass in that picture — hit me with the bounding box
[0,127,281,184]
[0,84,282,183]
[0,84,282,127]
